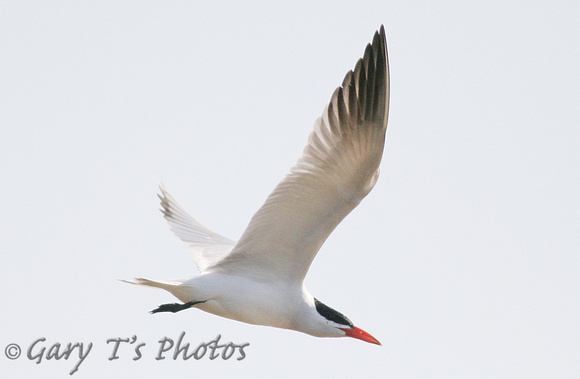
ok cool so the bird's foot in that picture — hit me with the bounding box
[150,300,206,314]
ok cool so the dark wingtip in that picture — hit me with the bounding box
[329,25,389,131]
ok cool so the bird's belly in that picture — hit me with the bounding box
[191,274,301,330]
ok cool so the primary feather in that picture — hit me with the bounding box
[211,27,389,283]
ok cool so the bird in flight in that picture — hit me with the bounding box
[127,26,389,345]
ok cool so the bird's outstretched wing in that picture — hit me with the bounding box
[158,185,236,273]
[211,26,389,282]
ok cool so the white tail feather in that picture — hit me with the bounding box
[122,278,191,303]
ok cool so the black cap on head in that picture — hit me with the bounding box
[314,298,354,328]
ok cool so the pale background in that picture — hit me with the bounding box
[1,1,579,378]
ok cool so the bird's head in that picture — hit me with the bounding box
[311,298,381,345]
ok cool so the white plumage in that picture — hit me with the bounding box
[127,26,389,345]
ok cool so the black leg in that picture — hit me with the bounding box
[150,300,207,314]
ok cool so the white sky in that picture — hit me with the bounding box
[1,1,579,378]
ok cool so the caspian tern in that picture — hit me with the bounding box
[127,26,389,345]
